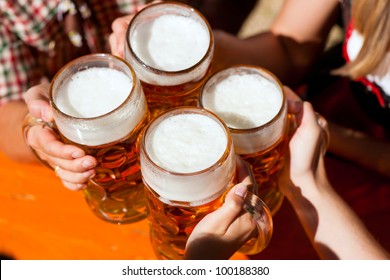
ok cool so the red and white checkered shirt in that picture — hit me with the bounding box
[0,0,144,105]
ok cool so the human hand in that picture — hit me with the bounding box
[185,156,269,260]
[24,83,97,191]
[279,87,329,199]
[109,14,134,58]
[109,2,161,58]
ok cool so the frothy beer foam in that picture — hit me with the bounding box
[202,70,286,154]
[54,67,147,146]
[131,14,210,72]
[142,112,235,203]
[56,67,132,118]
[146,114,227,173]
[202,73,282,129]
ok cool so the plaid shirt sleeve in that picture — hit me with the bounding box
[0,1,59,106]
[0,0,144,106]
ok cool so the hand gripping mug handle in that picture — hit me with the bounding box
[22,113,57,170]
[237,190,274,255]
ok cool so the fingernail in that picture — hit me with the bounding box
[72,150,84,158]
[82,159,95,169]
[83,170,95,178]
[235,184,248,198]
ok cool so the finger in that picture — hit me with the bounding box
[111,15,132,34]
[235,155,254,184]
[55,166,95,184]
[221,184,259,242]
[52,155,97,173]
[291,101,321,144]
[62,181,87,192]
[302,102,320,129]
[284,86,301,102]
[109,33,121,57]
[214,183,248,226]
[294,100,314,128]
[194,183,248,235]
[226,182,248,201]
[110,15,134,58]
[290,102,323,161]
[28,125,85,160]
[24,83,53,122]
[284,86,303,115]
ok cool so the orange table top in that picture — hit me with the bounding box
[0,152,247,260]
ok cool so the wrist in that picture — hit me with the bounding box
[285,169,332,205]
[289,156,331,195]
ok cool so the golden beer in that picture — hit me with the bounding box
[139,69,211,118]
[125,1,214,118]
[50,54,149,224]
[200,65,291,215]
[140,107,272,259]
[144,171,236,260]
[60,117,148,224]
[239,124,291,214]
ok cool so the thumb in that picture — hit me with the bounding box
[218,183,248,224]
[200,183,248,231]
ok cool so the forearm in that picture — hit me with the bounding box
[213,31,288,84]
[329,122,390,177]
[213,30,324,88]
[288,175,388,260]
[194,0,258,35]
[211,0,340,86]
[240,33,302,86]
[0,101,37,163]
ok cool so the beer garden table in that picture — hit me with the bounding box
[0,152,247,260]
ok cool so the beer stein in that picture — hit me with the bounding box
[140,106,273,260]
[200,65,293,215]
[49,54,149,224]
[124,1,214,119]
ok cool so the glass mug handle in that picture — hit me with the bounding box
[238,190,273,255]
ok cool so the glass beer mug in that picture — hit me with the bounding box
[200,65,293,215]
[49,54,149,224]
[124,1,214,119]
[140,107,273,260]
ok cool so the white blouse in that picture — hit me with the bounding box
[346,29,390,98]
